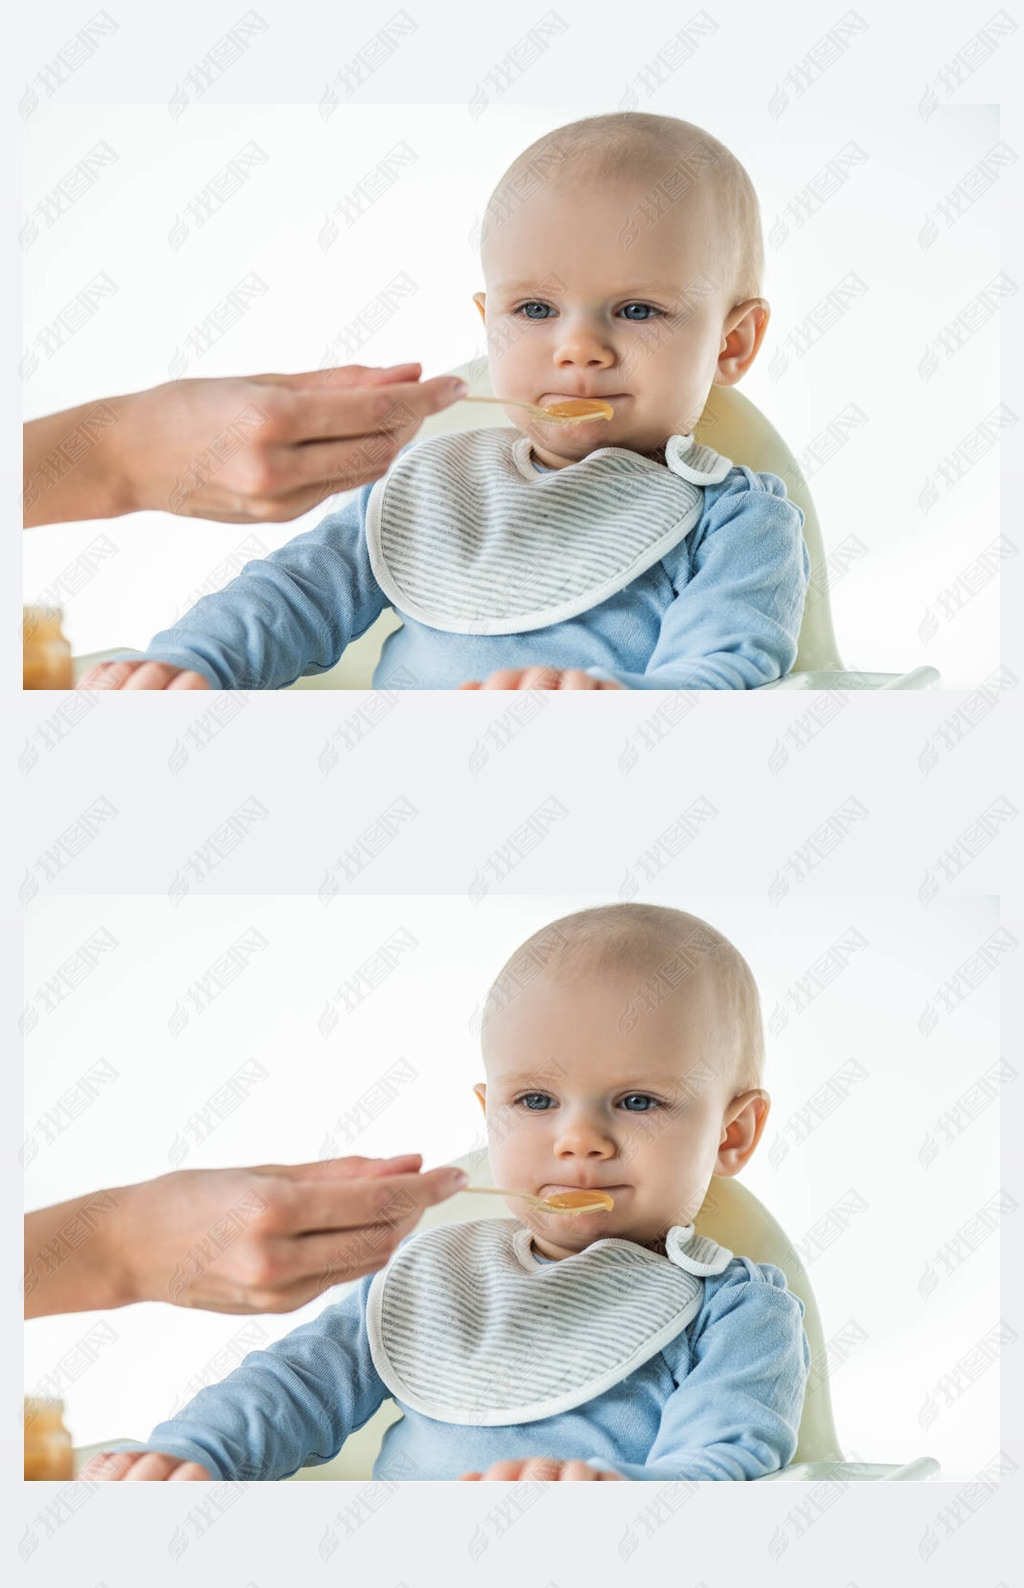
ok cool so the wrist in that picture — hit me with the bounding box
[102,390,150,516]
[91,1182,148,1307]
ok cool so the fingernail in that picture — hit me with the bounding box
[386,1152,421,1163]
[386,362,421,372]
[450,1170,469,1188]
[447,379,469,398]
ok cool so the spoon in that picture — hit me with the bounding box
[459,394,614,426]
[462,1184,615,1215]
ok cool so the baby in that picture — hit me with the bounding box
[85,112,809,692]
[84,903,810,1482]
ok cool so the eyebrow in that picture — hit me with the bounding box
[491,281,684,297]
[492,1071,678,1089]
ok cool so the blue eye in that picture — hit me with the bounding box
[515,1092,554,1110]
[620,1094,661,1112]
[511,301,663,322]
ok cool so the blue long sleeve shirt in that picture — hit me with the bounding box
[133,1255,810,1482]
[138,448,809,691]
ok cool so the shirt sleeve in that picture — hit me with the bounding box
[135,480,390,689]
[586,1259,811,1481]
[124,1273,389,1480]
[586,469,810,691]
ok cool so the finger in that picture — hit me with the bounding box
[478,670,524,691]
[251,364,423,390]
[122,1452,184,1481]
[120,662,190,691]
[221,438,412,519]
[457,681,482,690]
[458,1472,483,1481]
[257,1153,423,1183]
[265,377,468,446]
[479,1460,524,1481]
[271,1165,467,1235]
[238,1221,431,1310]
[166,1462,212,1480]
[165,670,211,690]
[265,1226,408,1286]
[267,435,409,497]
[556,670,601,690]
[75,660,143,691]
[517,666,563,690]
[79,1450,141,1481]
[519,1456,564,1481]
[558,1461,602,1481]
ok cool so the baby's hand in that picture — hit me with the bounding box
[76,660,211,691]
[459,1457,622,1481]
[78,1450,211,1481]
[458,667,624,691]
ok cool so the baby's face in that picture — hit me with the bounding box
[473,173,756,471]
[475,968,759,1262]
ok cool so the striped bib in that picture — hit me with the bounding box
[365,1218,733,1426]
[364,428,733,636]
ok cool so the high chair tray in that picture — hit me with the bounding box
[760,1457,940,1481]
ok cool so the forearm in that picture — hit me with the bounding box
[135,1286,384,1481]
[24,1188,140,1318]
[589,1441,786,1482]
[24,398,138,528]
[588,652,782,691]
[140,494,387,689]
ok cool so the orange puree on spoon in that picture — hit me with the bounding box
[540,398,614,422]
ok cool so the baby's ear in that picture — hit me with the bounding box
[472,291,486,324]
[473,1082,487,1113]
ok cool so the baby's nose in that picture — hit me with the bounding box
[552,322,616,366]
[555,1119,616,1155]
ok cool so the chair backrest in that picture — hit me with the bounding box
[416,361,843,675]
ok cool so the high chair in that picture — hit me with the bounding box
[71,364,939,691]
[72,1151,939,1482]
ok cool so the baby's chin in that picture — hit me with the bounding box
[527,1216,671,1259]
[524,424,670,467]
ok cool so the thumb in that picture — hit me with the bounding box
[416,374,469,411]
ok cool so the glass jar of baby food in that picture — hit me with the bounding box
[23,606,72,690]
[24,1397,74,1480]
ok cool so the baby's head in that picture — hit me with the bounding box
[473,903,769,1261]
[472,112,769,471]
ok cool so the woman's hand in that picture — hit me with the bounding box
[24,364,467,528]
[25,1154,468,1318]
[459,1457,623,1480]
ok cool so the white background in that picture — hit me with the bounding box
[25,893,1002,1481]
[23,101,1001,687]
[9,0,1021,1581]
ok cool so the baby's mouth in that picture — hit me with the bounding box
[538,1184,627,1213]
[536,394,625,421]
